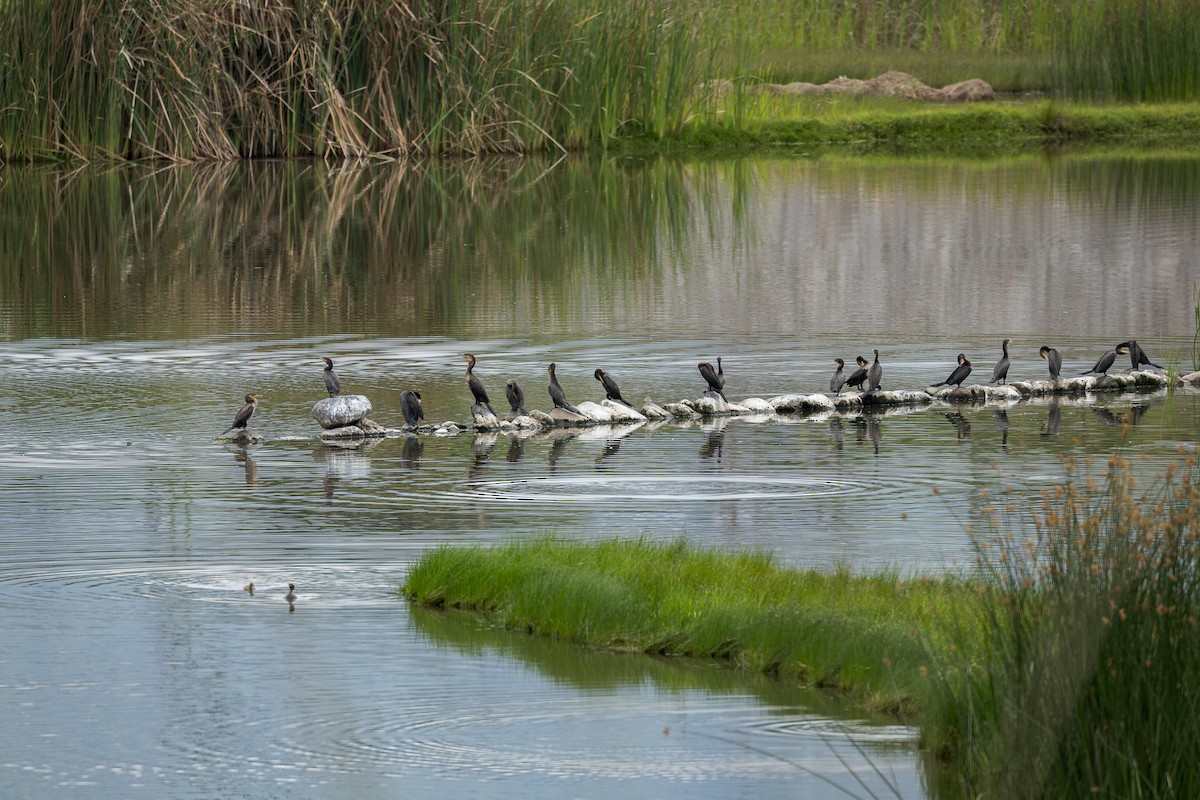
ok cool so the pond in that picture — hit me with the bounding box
[1,151,1197,798]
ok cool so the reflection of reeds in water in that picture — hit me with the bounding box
[0,157,708,338]
[930,453,1200,797]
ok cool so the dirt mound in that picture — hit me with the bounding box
[705,71,995,102]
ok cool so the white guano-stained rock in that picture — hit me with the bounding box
[601,399,647,422]
[640,400,671,419]
[575,401,614,423]
[312,395,372,429]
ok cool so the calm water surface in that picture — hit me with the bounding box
[1,152,1198,798]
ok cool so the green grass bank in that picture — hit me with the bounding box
[404,453,1200,796]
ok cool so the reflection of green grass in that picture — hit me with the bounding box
[405,456,1200,796]
[404,537,983,715]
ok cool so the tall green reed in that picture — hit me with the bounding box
[930,453,1200,796]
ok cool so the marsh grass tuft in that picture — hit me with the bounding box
[931,453,1200,796]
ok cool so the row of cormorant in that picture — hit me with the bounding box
[221,339,1162,435]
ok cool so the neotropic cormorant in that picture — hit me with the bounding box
[845,356,869,391]
[221,393,260,435]
[698,358,726,400]
[285,583,296,603]
[1081,346,1124,377]
[400,390,424,427]
[867,349,883,393]
[1039,346,1062,380]
[991,339,1011,385]
[1116,340,1163,371]
[547,363,581,414]
[322,357,341,396]
[830,358,847,395]
[594,368,632,407]
[933,353,973,388]
[461,353,497,415]
[505,379,527,416]
[244,582,255,596]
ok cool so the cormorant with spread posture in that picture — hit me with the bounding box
[400,390,424,426]
[594,368,632,407]
[991,339,1011,384]
[845,356,869,391]
[1116,340,1163,371]
[830,358,847,395]
[322,357,340,396]
[221,393,260,435]
[461,353,497,415]
[505,379,527,416]
[698,357,726,400]
[547,363,581,414]
[867,349,883,393]
[1081,345,1124,377]
[933,353,973,388]
[1040,345,1062,379]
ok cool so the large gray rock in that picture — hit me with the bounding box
[548,407,590,426]
[640,400,671,419]
[471,404,501,430]
[600,399,647,422]
[312,395,372,429]
[576,401,615,423]
[319,417,386,439]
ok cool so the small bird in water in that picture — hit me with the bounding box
[1040,345,1062,380]
[322,357,341,396]
[221,393,260,436]
[845,356,869,391]
[867,349,883,393]
[243,582,255,596]
[285,583,296,603]
[1115,340,1163,371]
[505,379,527,416]
[697,357,726,400]
[991,338,1011,385]
[462,353,497,415]
[594,368,632,407]
[829,358,846,395]
[547,363,581,414]
[400,390,424,427]
[933,353,973,388]
[1081,346,1124,377]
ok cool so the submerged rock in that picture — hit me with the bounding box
[319,417,386,439]
[312,395,372,429]
[221,429,264,444]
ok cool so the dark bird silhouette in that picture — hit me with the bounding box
[505,379,527,416]
[1115,340,1163,371]
[400,390,424,427]
[285,583,296,603]
[322,357,341,396]
[461,353,496,415]
[1040,346,1062,380]
[867,349,883,393]
[845,356,869,391]
[221,393,259,435]
[830,358,847,395]
[1081,346,1123,377]
[933,353,973,388]
[991,338,1011,385]
[698,358,726,400]
[547,363,580,414]
[594,368,632,407]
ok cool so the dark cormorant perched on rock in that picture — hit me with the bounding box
[400,390,424,426]
[547,363,580,414]
[221,393,259,435]
[991,339,1011,384]
[867,349,883,393]
[829,358,846,395]
[1115,340,1163,371]
[594,368,631,407]
[1081,346,1124,376]
[505,379,527,416]
[322,357,341,396]
[698,358,726,399]
[461,353,496,415]
[1039,346,1062,379]
[934,353,973,388]
[845,356,869,391]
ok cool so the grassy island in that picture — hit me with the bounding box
[405,454,1200,796]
